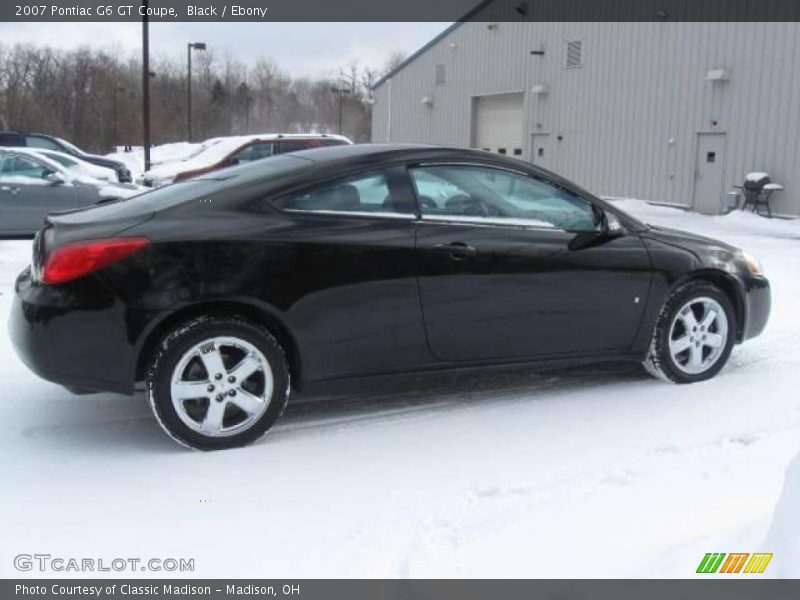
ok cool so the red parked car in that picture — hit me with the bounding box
[141,133,351,187]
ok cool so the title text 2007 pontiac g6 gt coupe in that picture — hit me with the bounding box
[9,145,770,450]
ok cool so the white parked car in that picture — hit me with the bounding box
[0,147,146,235]
[140,133,352,187]
[27,148,119,182]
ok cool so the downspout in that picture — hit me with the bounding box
[387,78,392,142]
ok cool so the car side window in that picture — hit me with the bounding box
[409,165,600,232]
[275,171,408,216]
[42,153,76,168]
[319,138,349,147]
[233,142,274,164]
[25,136,62,151]
[277,140,312,154]
[0,155,53,185]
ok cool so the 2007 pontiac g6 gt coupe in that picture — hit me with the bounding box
[10,144,770,449]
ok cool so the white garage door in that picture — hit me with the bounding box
[473,92,524,157]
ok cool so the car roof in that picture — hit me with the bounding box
[221,143,626,209]
[176,144,539,192]
[203,132,352,145]
[0,130,53,137]
[276,142,481,163]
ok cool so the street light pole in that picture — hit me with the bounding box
[331,85,350,135]
[113,85,125,148]
[187,42,207,143]
[142,1,151,171]
[338,89,343,134]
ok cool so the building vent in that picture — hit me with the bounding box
[435,63,446,85]
[565,40,583,68]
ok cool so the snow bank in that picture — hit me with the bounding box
[0,198,798,578]
[744,172,770,182]
[606,198,800,239]
[764,451,800,577]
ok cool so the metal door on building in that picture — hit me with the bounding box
[472,92,524,157]
[530,133,551,169]
[692,133,727,214]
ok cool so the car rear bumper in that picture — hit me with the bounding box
[8,267,136,395]
[741,275,770,341]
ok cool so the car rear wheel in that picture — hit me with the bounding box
[146,316,290,450]
[643,280,736,384]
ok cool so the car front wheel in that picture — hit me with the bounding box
[146,316,290,450]
[643,280,736,384]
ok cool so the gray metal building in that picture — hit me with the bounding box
[371,19,800,216]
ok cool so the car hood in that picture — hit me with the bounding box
[645,224,737,251]
[143,161,192,180]
[642,224,744,270]
[81,153,126,171]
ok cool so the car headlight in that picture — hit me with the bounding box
[741,250,764,276]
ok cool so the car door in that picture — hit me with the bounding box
[0,154,79,234]
[266,166,431,379]
[410,163,652,362]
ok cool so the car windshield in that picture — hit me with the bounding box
[186,139,224,159]
[38,151,77,167]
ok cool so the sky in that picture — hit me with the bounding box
[0,22,451,79]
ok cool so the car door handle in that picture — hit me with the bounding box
[0,185,20,195]
[432,242,478,259]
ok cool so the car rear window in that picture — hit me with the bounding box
[116,154,311,214]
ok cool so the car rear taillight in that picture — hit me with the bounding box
[41,237,150,285]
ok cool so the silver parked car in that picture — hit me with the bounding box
[0,148,141,236]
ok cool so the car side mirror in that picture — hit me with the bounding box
[45,172,67,186]
[569,209,624,251]
[604,211,624,236]
[226,157,240,167]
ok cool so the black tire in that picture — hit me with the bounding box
[146,315,290,450]
[643,280,736,384]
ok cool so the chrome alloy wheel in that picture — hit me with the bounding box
[668,297,729,375]
[170,336,273,437]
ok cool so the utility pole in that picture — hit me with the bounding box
[141,1,151,171]
[331,85,351,135]
[113,86,125,148]
[187,42,207,142]
[238,82,252,133]
[245,95,253,132]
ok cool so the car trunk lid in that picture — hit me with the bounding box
[32,202,155,281]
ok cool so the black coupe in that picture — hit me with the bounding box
[9,144,770,450]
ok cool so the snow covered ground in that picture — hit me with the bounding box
[0,200,798,578]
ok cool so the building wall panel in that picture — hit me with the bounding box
[372,20,800,216]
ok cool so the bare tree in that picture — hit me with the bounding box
[0,43,409,150]
[383,51,407,75]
